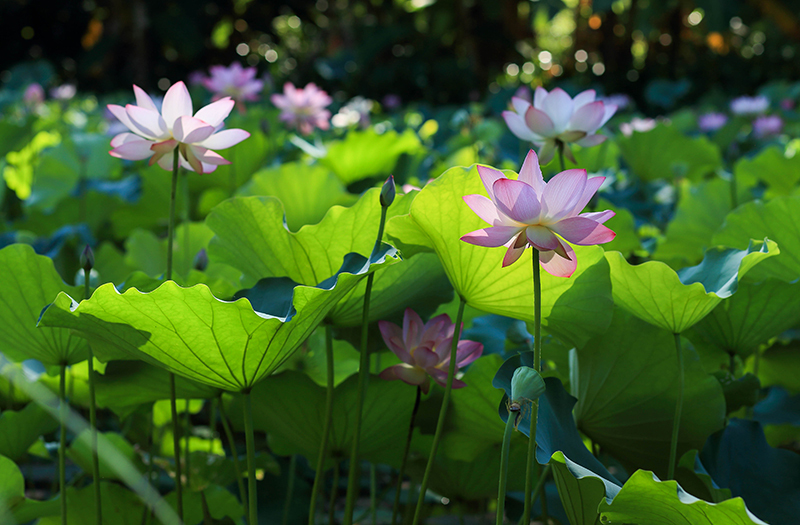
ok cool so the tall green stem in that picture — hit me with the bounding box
[169,374,183,522]
[167,149,179,282]
[283,455,297,525]
[412,297,467,525]
[309,325,336,525]
[59,362,68,525]
[243,390,258,525]
[343,204,389,524]
[184,399,191,488]
[391,386,422,525]
[84,268,102,525]
[667,332,685,480]
[219,396,247,510]
[182,172,190,277]
[730,170,738,209]
[496,413,516,525]
[523,248,542,524]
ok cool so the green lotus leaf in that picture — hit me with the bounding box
[67,430,141,481]
[386,165,614,348]
[734,146,800,198]
[110,163,187,238]
[689,278,800,357]
[0,403,58,462]
[606,239,778,333]
[598,469,766,525]
[36,482,147,525]
[225,370,415,469]
[0,244,88,366]
[163,484,244,525]
[675,449,731,503]
[38,247,397,392]
[598,198,641,257]
[124,222,215,279]
[237,161,356,232]
[320,128,422,185]
[207,190,450,326]
[757,342,800,393]
[616,123,723,182]
[572,309,725,478]
[712,195,800,282]
[0,455,25,519]
[549,450,608,525]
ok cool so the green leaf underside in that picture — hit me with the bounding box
[225,370,415,470]
[386,164,614,348]
[573,309,726,478]
[0,244,88,365]
[712,195,800,282]
[606,239,777,333]
[599,470,767,525]
[38,248,396,391]
[550,450,607,525]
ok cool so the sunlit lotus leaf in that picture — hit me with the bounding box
[598,470,766,525]
[237,161,356,232]
[689,278,800,357]
[225,370,414,470]
[734,146,800,198]
[606,239,778,334]
[38,247,397,392]
[572,309,725,478]
[597,198,641,257]
[0,244,88,366]
[712,195,800,282]
[320,128,422,185]
[207,190,450,326]
[386,165,613,347]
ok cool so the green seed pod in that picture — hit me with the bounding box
[510,366,545,403]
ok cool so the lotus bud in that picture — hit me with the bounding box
[510,366,545,403]
[193,248,209,272]
[80,245,94,272]
[380,175,396,208]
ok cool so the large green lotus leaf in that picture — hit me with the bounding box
[320,128,422,185]
[163,484,244,525]
[67,430,141,481]
[0,244,88,365]
[606,239,778,334]
[675,450,731,504]
[38,248,396,391]
[653,178,737,268]
[549,450,607,525]
[572,309,725,478]
[0,402,58,462]
[124,222,215,279]
[110,163,186,238]
[598,470,766,525]
[616,124,722,182]
[237,161,356,231]
[712,196,800,282]
[0,455,25,520]
[386,165,614,348]
[95,361,220,417]
[207,190,449,326]
[225,370,414,469]
[700,419,800,524]
[756,342,800,393]
[36,482,148,525]
[735,146,800,198]
[689,278,800,357]
[597,198,641,257]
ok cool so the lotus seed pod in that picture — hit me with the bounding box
[511,366,545,402]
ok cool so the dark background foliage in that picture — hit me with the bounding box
[2,0,800,111]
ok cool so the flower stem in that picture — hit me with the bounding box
[309,325,336,525]
[282,455,297,525]
[59,362,68,525]
[243,389,258,525]
[523,248,542,524]
[169,374,183,522]
[84,269,102,525]
[184,398,191,488]
[667,332,685,480]
[496,411,516,525]
[167,148,179,282]
[343,205,389,524]
[516,465,552,525]
[730,170,738,209]
[391,386,422,525]
[412,296,467,525]
[219,395,247,511]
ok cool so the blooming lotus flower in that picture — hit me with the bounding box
[107,81,250,174]
[461,150,615,277]
[23,83,45,106]
[752,115,783,138]
[199,62,264,112]
[619,117,657,137]
[730,95,769,115]
[378,308,483,394]
[698,112,728,132]
[503,87,617,164]
[270,82,332,135]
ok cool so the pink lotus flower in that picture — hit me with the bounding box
[461,150,615,277]
[698,112,728,132]
[752,115,783,138]
[107,81,250,174]
[730,95,769,115]
[378,308,483,394]
[23,83,45,106]
[503,87,617,164]
[270,82,332,135]
[199,62,264,112]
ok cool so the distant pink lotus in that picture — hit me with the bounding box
[270,82,332,135]
[107,81,249,174]
[503,88,617,164]
[461,150,615,277]
[198,62,264,112]
[378,308,483,394]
